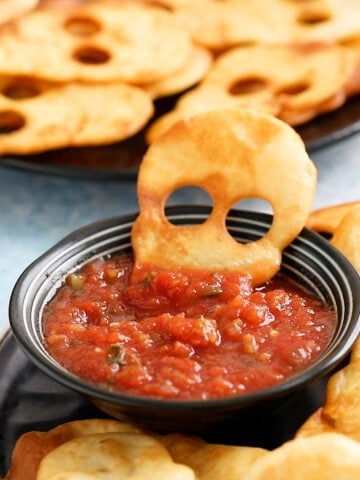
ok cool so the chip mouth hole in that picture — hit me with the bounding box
[297,11,332,25]
[1,78,42,99]
[145,1,174,11]
[0,110,25,134]
[73,46,111,65]
[277,82,310,96]
[64,16,101,36]
[228,78,267,96]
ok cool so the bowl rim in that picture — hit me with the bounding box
[9,205,360,410]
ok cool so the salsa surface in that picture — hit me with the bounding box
[43,254,336,400]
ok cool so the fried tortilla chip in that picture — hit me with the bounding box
[152,0,294,50]
[160,433,268,480]
[307,201,360,271]
[320,338,360,441]
[0,77,154,154]
[292,0,360,44]
[246,433,360,480]
[36,432,196,480]
[295,407,334,438]
[330,204,360,271]
[134,109,317,286]
[158,0,360,50]
[307,200,360,235]
[146,42,354,143]
[0,0,39,25]
[0,2,192,84]
[296,337,360,442]
[4,419,144,480]
[144,44,213,99]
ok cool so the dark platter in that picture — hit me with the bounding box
[1,93,360,180]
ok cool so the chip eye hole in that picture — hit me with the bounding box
[0,110,25,134]
[72,46,111,65]
[1,78,41,100]
[166,186,213,225]
[297,11,332,25]
[64,15,101,36]
[164,188,272,244]
[228,77,267,96]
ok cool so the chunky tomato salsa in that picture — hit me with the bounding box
[43,254,336,400]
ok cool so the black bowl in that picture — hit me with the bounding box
[9,206,360,435]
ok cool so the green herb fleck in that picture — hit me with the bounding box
[107,344,127,365]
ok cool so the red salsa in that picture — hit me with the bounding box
[43,254,336,400]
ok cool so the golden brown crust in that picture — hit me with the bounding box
[296,338,360,446]
[245,433,360,479]
[307,201,360,271]
[320,338,360,441]
[4,419,145,480]
[0,0,39,26]
[330,204,360,271]
[0,2,192,84]
[146,42,356,143]
[295,408,335,438]
[307,201,360,234]
[152,0,360,50]
[0,78,154,155]
[36,432,195,480]
[160,433,268,480]
[144,44,213,99]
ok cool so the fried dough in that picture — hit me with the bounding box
[307,201,360,271]
[36,432,195,480]
[0,2,192,84]
[246,433,360,480]
[4,419,145,480]
[161,433,267,480]
[135,109,316,285]
[146,42,355,143]
[0,77,153,154]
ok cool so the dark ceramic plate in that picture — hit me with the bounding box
[1,93,360,180]
[0,329,345,477]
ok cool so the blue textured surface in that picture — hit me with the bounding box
[1,132,360,333]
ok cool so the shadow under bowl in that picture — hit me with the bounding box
[9,206,360,436]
